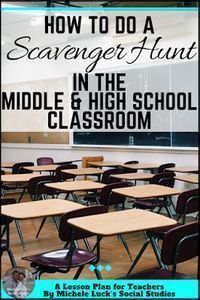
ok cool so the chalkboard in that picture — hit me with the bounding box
[73,132,198,147]
[73,61,198,148]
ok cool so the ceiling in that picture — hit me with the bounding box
[2,1,106,8]
[2,1,197,55]
[1,2,109,55]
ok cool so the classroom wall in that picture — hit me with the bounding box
[2,143,197,166]
[2,143,197,192]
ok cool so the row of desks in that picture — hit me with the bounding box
[2,161,199,173]
[1,170,198,184]
[1,198,177,273]
[2,182,181,219]
[1,194,178,273]
[1,164,197,274]
[1,198,176,235]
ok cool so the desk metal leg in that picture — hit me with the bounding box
[6,223,17,267]
[53,217,60,231]
[36,218,47,238]
[1,226,6,238]
[126,238,150,275]
[170,199,176,212]
[7,248,16,267]
[148,233,167,269]
[15,220,25,249]
[71,192,79,203]
[118,235,133,261]
[165,196,174,219]
[18,187,26,203]
[165,206,173,219]
[64,193,69,200]
[126,231,168,276]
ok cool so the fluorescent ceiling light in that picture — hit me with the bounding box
[2,3,47,15]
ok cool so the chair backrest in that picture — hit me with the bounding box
[55,164,78,181]
[176,189,199,223]
[27,175,59,200]
[59,205,107,242]
[82,156,104,168]
[161,222,199,270]
[124,161,139,164]
[37,157,54,166]
[1,198,16,225]
[12,162,34,174]
[99,182,132,207]
[101,168,123,184]
[122,160,139,173]
[150,172,175,188]
[157,163,175,173]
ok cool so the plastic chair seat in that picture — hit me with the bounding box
[22,248,97,269]
[1,239,8,251]
[129,267,193,279]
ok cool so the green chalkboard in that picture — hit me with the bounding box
[73,132,198,147]
[73,60,198,148]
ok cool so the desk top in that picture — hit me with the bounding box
[88,161,121,168]
[1,162,16,168]
[113,184,181,199]
[55,159,81,164]
[166,166,198,173]
[25,164,60,172]
[45,180,105,192]
[121,163,159,170]
[1,173,43,183]
[111,173,153,181]
[175,174,199,184]
[62,168,104,176]
[68,209,176,236]
[1,199,84,220]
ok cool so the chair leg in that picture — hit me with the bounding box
[83,238,92,251]
[35,270,42,279]
[73,265,84,279]
[92,236,103,252]
[36,218,47,238]
[94,267,103,279]
[118,235,132,261]
[15,220,25,248]
[7,249,16,267]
